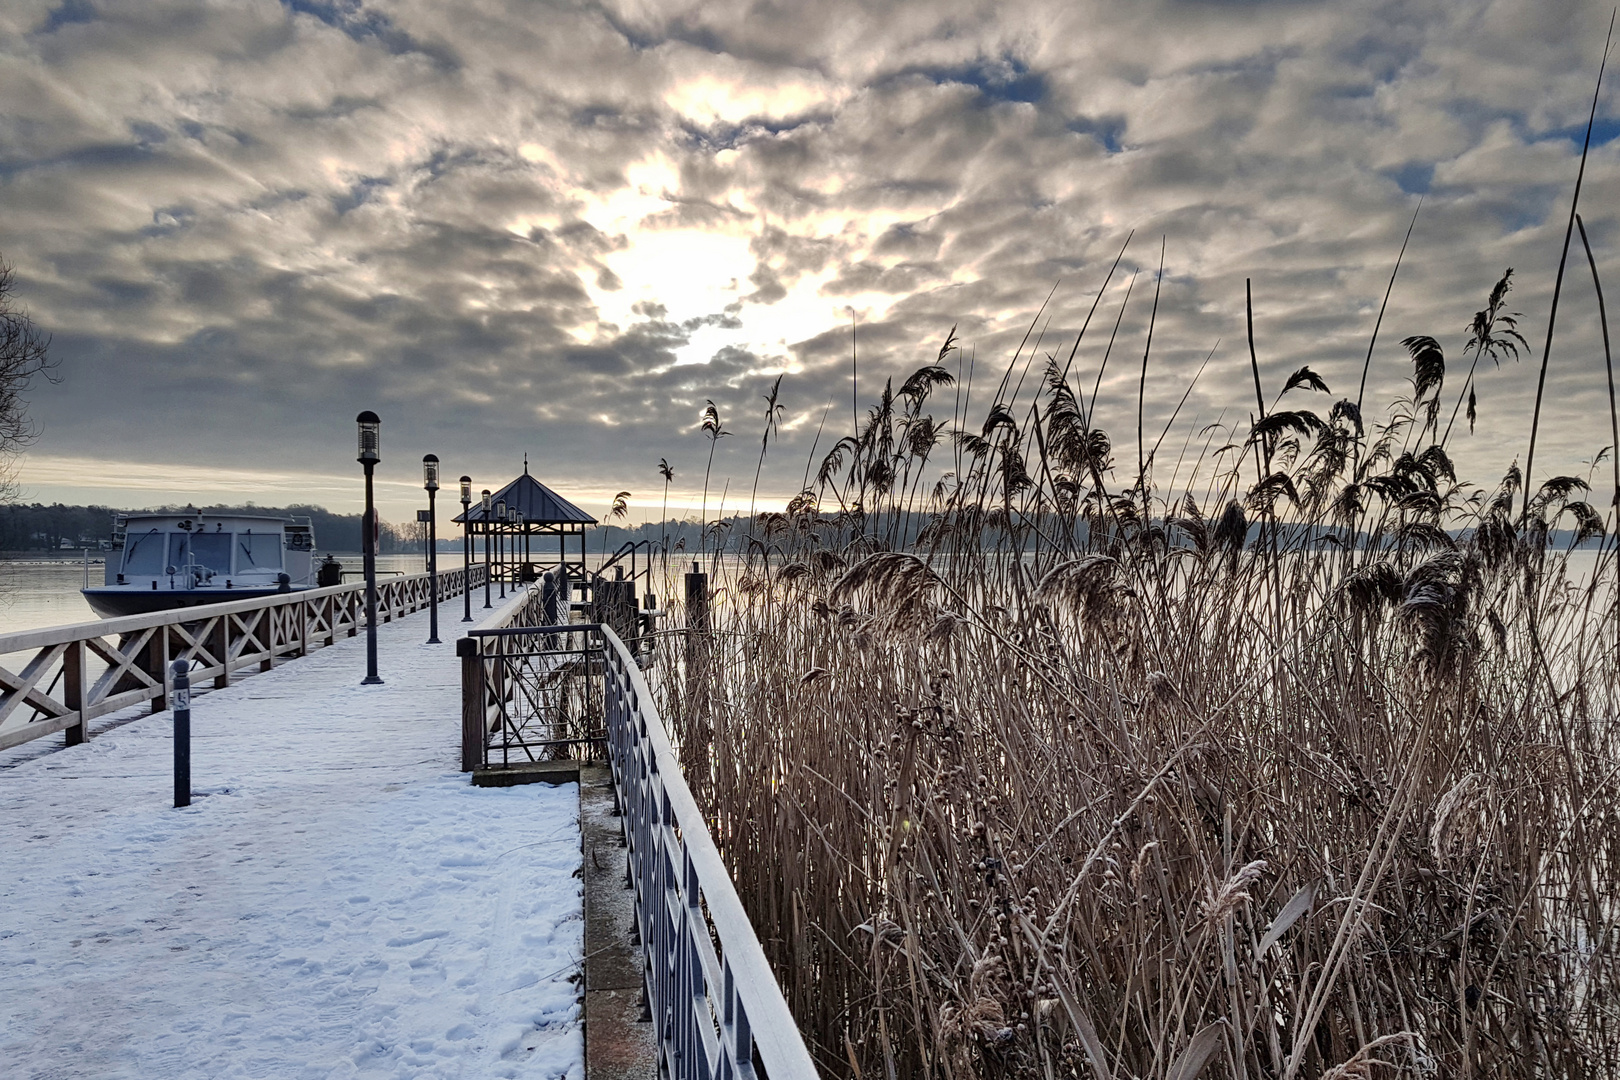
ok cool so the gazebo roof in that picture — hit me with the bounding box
[454,470,597,526]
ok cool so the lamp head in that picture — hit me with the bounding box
[459,475,472,503]
[356,411,380,464]
[422,453,439,492]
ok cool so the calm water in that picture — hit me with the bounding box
[2,547,1609,638]
[0,552,468,637]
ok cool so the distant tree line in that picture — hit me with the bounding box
[6,502,1600,558]
[0,502,115,551]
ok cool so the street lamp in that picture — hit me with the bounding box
[495,498,507,600]
[423,454,440,645]
[481,489,493,609]
[460,475,473,622]
[356,411,383,685]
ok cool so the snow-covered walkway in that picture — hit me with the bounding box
[0,598,582,1080]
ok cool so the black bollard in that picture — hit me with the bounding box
[171,659,191,808]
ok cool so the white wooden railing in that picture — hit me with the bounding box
[0,565,486,752]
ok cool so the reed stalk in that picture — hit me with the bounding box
[645,266,1620,1077]
[640,84,1620,1071]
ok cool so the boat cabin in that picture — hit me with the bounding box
[83,511,316,618]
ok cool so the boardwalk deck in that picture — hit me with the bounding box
[0,596,583,1080]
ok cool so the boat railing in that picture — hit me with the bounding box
[0,564,488,753]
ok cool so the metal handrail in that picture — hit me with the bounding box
[597,538,654,583]
[466,622,591,638]
[463,621,605,768]
[599,623,819,1080]
[457,584,557,770]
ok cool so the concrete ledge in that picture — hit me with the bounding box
[470,761,580,787]
[580,763,656,1080]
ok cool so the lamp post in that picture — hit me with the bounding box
[423,454,440,645]
[495,498,507,600]
[357,411,383,685]
[481,489,493,609]
[460,475,473,622]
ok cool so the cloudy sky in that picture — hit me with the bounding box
[2,0,1618,523]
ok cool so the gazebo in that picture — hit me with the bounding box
[454,459,597,586]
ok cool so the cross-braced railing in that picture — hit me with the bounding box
[0,565,486,752]
[600,624,819,1080]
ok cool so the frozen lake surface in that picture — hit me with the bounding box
[0,596,582,1080]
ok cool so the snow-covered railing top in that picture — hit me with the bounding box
[598,623,820,1080]
[0,564,485,752]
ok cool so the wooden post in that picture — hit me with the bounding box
[620,578,636,645]
[213,616,232,689]
[149,625,172,714]
[685,562,710,636]
[684,562,709,726]
[260,609,275,672]
[459,637,485,772]
[64,639,88,746]
[598,573,637,647]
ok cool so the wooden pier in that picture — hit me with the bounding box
[0,590,585,1077]
[2,489,816,1078]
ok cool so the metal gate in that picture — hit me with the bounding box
[458,623,605,770]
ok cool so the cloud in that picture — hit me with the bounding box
[0,0,1617,523]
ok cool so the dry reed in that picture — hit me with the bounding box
[645,267,1620,1078]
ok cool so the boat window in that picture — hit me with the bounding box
[236,529,283,571]
[121,528,164,576]
[190,532,232,574]
[168,531,233,575]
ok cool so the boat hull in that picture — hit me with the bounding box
[82,586,309,619]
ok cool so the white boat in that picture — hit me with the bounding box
[82,509,318,618]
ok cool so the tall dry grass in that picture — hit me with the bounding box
[647,269,1620,1078]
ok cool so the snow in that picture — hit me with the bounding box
[0,598,583,1080]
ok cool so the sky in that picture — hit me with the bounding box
[2,0,1619,525]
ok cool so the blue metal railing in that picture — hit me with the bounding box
[600,624,819,1079]
[457,605,818,1078]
